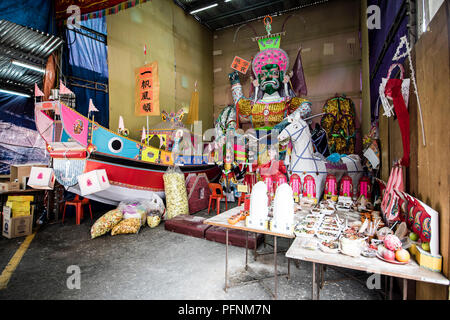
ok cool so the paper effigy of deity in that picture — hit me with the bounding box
[225,16,311,133]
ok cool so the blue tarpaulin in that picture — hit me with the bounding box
[0,8,110,174]
[0,0,54,33]
[0,91,49,175]
[0,0,54,174]
[64,17,109,128]
[0,93,35,130]
[0,93,49,174]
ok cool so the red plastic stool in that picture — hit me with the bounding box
[62,195,93,225]
[208,183,227,215]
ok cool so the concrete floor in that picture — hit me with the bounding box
[0,201,383,300]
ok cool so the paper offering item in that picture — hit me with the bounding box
[364,147,380,169]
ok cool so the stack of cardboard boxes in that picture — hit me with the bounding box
[1,164,47,192]
[11,164,47,189]
[2,198,34,239]
[0,164,42,239]
[2,209,33,239]
[0,181,20,192]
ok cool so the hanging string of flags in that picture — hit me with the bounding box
[89,99,99,113]
[59,80,74,95]
[35,82,99,117]
[59,0,151,23]
[35,81,74,96]
[35,83,44,97]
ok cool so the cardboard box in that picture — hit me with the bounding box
[77,169,110,196]
[6,201,30,217]
[0,182,20,192]
[2,206,33,239]
[9,164,46,189]
[415,246,442,273]
[2,206,11,219]
[7,195,34,202]
[6,196,33,217]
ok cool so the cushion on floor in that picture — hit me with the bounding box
[204,225,264,250]
[164,214,211,239]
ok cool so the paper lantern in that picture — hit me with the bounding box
[324,174,337,200]
[358,176,372,199]
[339,175,353,197]
[302,175,316,198]
[77,169,110,196]
[289,174,301,201]
[27,167,55,190]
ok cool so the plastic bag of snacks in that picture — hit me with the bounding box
[147,212,161,228]
[118,197,164,226]
[90,209,123,239]
[111,218,141,236]
[145,195,165,217]
[163,166,189,220]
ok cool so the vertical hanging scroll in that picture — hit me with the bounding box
[135,62,160,116]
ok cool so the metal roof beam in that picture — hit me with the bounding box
[68,25,107,45]
[0,79,34,93]
[0,44,46,65]
[182,0,218,13]
[204,0,286,23]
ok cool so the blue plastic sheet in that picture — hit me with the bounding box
[0,118,48,175]
[0,1,54,174]
[327,153,344,163]
[0,0,53,33]
[0,93,35,130]
[0,94,49,175]
[64,17,109,128]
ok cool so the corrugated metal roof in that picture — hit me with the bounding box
[174,0,330,30]
[0,19,63,94]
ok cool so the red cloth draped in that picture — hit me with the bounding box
[385,79,410,167]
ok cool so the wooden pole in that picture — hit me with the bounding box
[146,115,149,145]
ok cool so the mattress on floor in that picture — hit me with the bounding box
[204,225,264,250]
[164,214,211,239]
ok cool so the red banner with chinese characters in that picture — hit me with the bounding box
[231,56,251,74]
[135,62,160,116]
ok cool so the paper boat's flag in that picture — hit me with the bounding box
[118,115,125,131]
[34,83,44,97]
[141,126,146,142]
[59,80,74,95]
[88,98,99,113]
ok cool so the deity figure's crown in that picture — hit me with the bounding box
[251,16,289,77]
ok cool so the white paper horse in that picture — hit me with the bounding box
[278,115,363,200]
